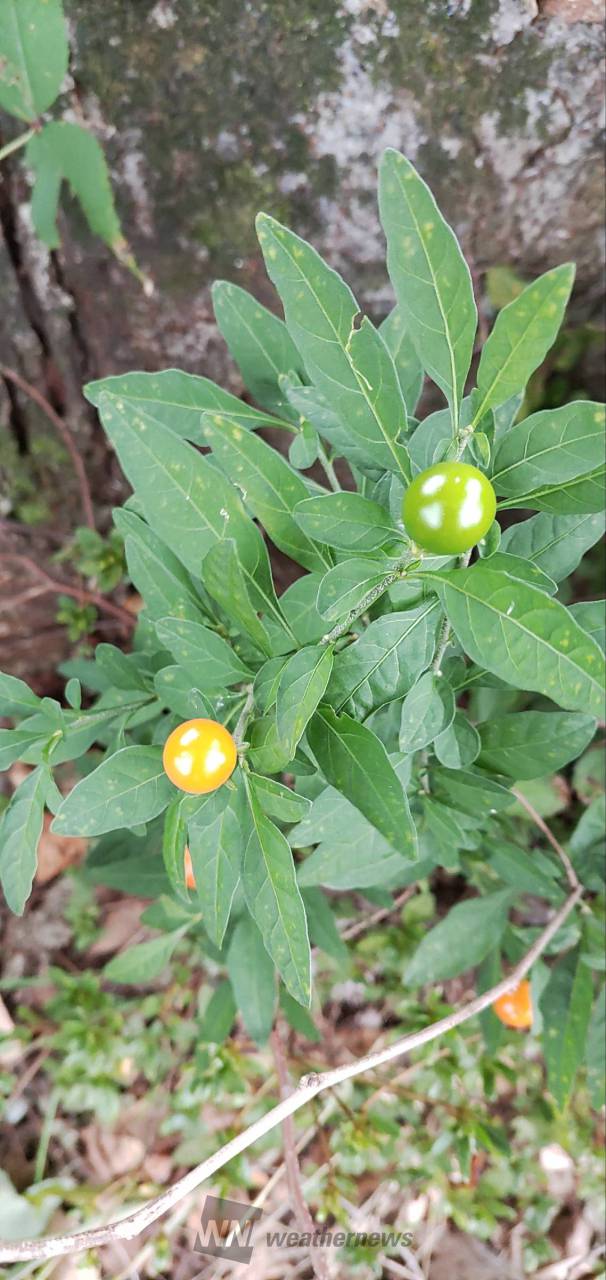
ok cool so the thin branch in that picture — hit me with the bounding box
[0,885,581,1264]
[431,547,473,672]
[0,367,95,530]
[271,1029,330,1280]
[0,127,36,163]
[321,554,413,646]
[0,554,135,631]
[317,444,341,493]
[233,684,255,748]
[340,887,416,942]
[512,785,580,893]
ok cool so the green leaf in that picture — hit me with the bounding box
[201,411,332,572]
[85,824,170,898]
[279,988,321,1041]
[280,574,327,646]
[570,601,605,653]
[227,915,276,1043]
[477,950,504,1055]
[98,395,287,642]
[540,946,594,1110]
[478,711,596,780]
[342,317,412,479]
[492,402,605,500]
[188,788,244,948]
[202,539,273,657]
[0,0,68,120]
[14,696,149,768]
[423,797,481,855]
[114,509,206,623]
[0,728,49,772]
[27,122,122,251]
[154,668,218,721]
[433,711,480,769]
[162,797,189,901]
[488,842,563,903]
[242,778,311,1005]
[405,890,514,986]
[328,602,440,717]
[316,558,387,622]
[275,645,334,756]
[253,657,290,713]
[431,767,513,817]
[289,423,320,469]
[379,148,477,426]
[256,213,409,477]
[507,465,606,516]
[0,671,41,718]
[302,888,348,963]
[0,767,46,914]
[428,564,605,716]
[94,645,150,693]
[399,672,455,752]
[379,305,424,414]
[104,929,187,984]
[585,986,605,1110]
[471,264,575,424]
[482,551,557,595]
[294,492,400,553]
[570,796,606,891]
[248,716,294,775]
[499,511,605,583]
[155,618,251,690]
[86,369,280,444]
[299,840,429,891]
[212,280,305,415]
[248,774,311,824]
[52,746,174,837]
[199,980,237,1044]
[307,708,417,858]
[283,381,375,473]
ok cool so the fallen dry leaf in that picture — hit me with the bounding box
[81,1125,146,1180]
[541,0,604,19]
[36,814,87,884]
[88,898,149,957]
[0,996,22,1068]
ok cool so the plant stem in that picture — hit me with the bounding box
[34,1089,59,1183]
[0,128,35,163]
[431,547,472,672]
[317,444,341,492]
[233,684,255,747]
[321,553,415,646]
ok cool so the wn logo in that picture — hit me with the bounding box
[193,1195,262,1263]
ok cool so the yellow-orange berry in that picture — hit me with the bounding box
[162,718,237,795]
[184,846,196,891]
[492,979,533,1030]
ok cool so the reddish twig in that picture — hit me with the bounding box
[0,553,134,631]
[271,1028,330,1280]
[0,366,96,530]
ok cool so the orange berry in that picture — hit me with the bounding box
[492,979,533,1030]
[162,718,237,795]
[184,846,196,890]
